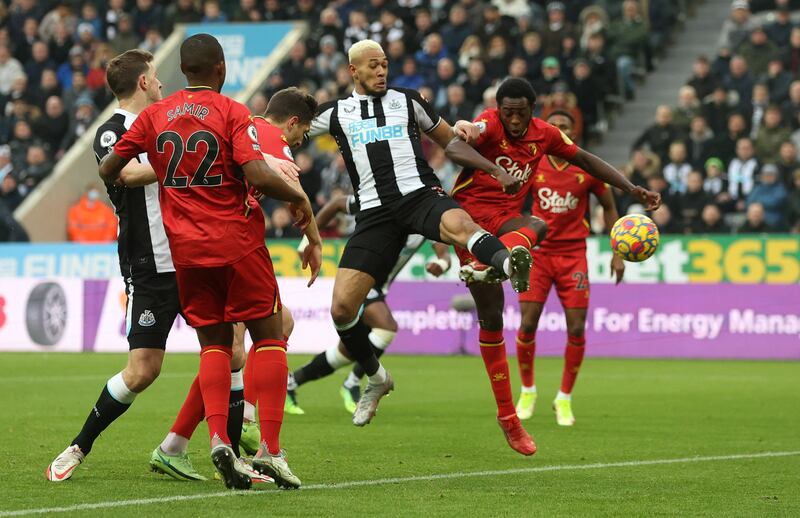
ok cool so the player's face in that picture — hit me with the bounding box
[285,117,311,149]
[144,62,162,102]
[498,98,533,138]
[351,50,388,96]
[547,114,574,140]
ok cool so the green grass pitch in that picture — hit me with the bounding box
[1,352,798,516]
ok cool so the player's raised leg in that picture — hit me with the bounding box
[331,267,394,426]
[47,347,163,482]
[438,208,533,293]
[468,282,536,456]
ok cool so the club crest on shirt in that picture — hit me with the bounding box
[576,173,585,183]
[529,143,538,155]
[499,139,509,150]
[389,99,402,110]
[476,120,487,133]
[100,130,117,149]
[247,124,258,143]
[138,310,156,327]
[283,145,293,160]
[535,173,546,183]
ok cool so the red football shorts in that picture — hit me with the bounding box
[453,197,522,266]
[519,250,590,308]
[175,246,282,328]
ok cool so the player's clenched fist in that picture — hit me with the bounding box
[630,186,661,211]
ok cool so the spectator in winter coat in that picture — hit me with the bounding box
[747,164,788,229]
[738,202,773,233]
[678,170,711,229]
[703,86,735,136]
[686,115,716,170]
[692,203,731,234]
[718,0,756,51]
[766,59,792,105]
[737,26,778,77]
[633,105,684,164]
[687,55,719,101]
[755,105,792,161]
[786,169,800,232]
[776,141,800,190]
[67,184,117,242]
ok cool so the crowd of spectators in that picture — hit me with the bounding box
[624,0,800,235]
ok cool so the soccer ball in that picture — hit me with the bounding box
[610,214,660,262]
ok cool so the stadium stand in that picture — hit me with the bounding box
[1,0,797,240]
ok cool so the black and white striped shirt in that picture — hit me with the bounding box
[309,88,442,210]
[93,109,174,275]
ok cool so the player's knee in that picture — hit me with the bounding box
[124,363,160,392]
[567,322,586,339]
[530,217,548,242]
[331,300,359,326]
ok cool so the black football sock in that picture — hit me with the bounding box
[467,231,510,273]
[292,352,335,386]
[72,385,132,455]
[336,317,380,377]
[351,346,385,379]
[227,369,244,457]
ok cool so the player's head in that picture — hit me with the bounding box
[496,78,536,138]
[105,49,161,103]
[263,87,318,148]
[180,34,225,91]
[546,110,575,140]
[348,40,388,97]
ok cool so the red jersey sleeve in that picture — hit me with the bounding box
[473,110,503,148]
[590,177,608,197]
[542,121,578,160]
[113,108,150,159]
[229,101,264,166]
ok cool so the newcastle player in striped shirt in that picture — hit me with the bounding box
[307,40,538,428]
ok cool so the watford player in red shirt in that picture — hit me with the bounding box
[516,111,625,426]
[99,35,321,490]
[452,78,659,456]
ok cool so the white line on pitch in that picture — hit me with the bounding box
[3,450,799,517]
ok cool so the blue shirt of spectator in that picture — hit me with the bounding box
[747,164,788,229]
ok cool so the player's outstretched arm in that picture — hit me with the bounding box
[568,149,661,211]
[596,188,625,285]
[119,162,157,187]
[98,152,132,185]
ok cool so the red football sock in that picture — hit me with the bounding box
[243,343,257,407]
[478,329,516,418]
[516,331,536,388]
[199,345,232,444]
[500,226,539,251]
[561,335,586,394]
[170,375,205,439]
[252,339,288,455]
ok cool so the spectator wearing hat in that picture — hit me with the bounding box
[542,2,577,58]
[703,157,731,204]
[75,3,102,41]
[67,184,117,243]
[633,105,684,164]
[748,163,788,228]
[686,115,716,170]
[738,26,778,77]
[728,137,760,209]
[766,5,793,48]
[755,105,791,161]
[440,4,472,56]
[533,56,563,97]
[692,203,731,233]
[718,0,756,51]
[578,5,609,51]
[688,56,719,101]
[606,0,648,100]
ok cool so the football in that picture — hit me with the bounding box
[610,214,660,262]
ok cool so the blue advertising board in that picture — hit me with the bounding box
[184,22,295,94]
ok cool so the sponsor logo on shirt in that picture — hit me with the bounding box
[496,156,533,182]
[138,310,156,327]
[348,118,406,146]
[538,187,579,213]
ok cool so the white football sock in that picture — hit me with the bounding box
[325,345,353,370]
[160,432,189,456]
[344,372,360,389]
[107,372,137,404]
[368,364,387,385]
[503,257,511,276]
[556,390,571,401]
[522,385,537,394]
[244,401,256,423]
